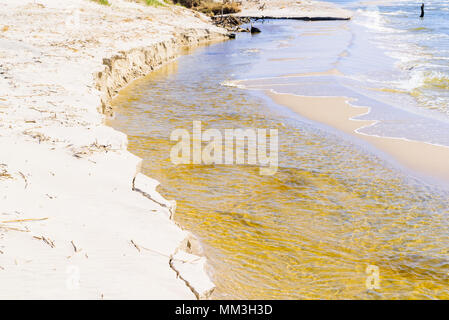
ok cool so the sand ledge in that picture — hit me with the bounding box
[0,0,226,299]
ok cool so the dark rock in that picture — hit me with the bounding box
[250,26,261,34]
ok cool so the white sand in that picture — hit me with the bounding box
[0,0,227,299]
[235,0,352,19]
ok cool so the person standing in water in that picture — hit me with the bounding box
[420,3,425,18]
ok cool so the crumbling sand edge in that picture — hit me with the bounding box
[95,30,229,299]
[95,30,228,114]
[0,0,228,299]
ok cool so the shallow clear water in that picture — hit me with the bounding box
[109,17,449,299]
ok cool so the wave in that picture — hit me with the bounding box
[382,10,409,16]
[422,71,449,90]
[220,80,245,89]
[354,8,401,34]
[397,70,449,91]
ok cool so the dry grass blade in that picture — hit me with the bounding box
[0,166,12,180]
[130,239,141,252]
[0,224,29,232]
[33,236,55,248]
[71,240,80,253]
[1,217,48,223]
[18,171,28,188]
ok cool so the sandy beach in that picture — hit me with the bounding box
[3,0,449,302]
[0,0,228,299]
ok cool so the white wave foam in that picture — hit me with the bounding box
[397,70,425,91]
[220,80,245,89]
[354,8,399,33]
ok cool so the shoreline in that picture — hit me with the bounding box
[105,16,449,300]
[0,0,228,299]
[266,90,449,185]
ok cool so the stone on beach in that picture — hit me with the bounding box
[250,26,261,34]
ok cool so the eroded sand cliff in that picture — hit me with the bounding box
[0,0,227,299]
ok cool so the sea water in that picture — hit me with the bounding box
[109,2,449,299]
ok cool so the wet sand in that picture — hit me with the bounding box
[267,90,449,183]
